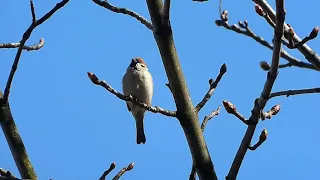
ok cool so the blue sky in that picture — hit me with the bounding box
[1,0,319,179]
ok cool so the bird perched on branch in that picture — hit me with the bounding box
[122,57,154,144]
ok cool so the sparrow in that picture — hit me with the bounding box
[122,57,154,144]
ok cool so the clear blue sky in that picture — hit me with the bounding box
[1,0,319,179]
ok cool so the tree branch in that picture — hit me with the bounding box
[87,72,177,117]
[146,0,218,179]
[189,106,221,180]
[215,13,317,71]
[92,0,153,31]
[270,88,320,98]
[248,129,268,151]
[99,162,116,180]
[0,91,37,180]
[195,64,227,112]
[0,38,44,51]
[112,163,134,180]
[2,0,69,102]
[0,1,69,179]
[253,0,320,70]
[226,0,285,179]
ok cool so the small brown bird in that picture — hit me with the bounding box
[122,58,154,144]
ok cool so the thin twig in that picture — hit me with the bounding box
[200,106,221,131]
[248,129,268,151]
[253,0,320,70]
[112,163,134,180]
[226,0,285,179]
[92,0,153,30]
[0,38,44,51]
[195,64,227,112]
[29,0,36,22]
[215,18,317,71]
[0,1,69,179]
[223,100,252,125]
[189,106,221,180]
[270,88,320,98]
[99,162,116,180]
[87,72,177,117]
[2,0,69,102]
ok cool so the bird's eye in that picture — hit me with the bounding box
[140,64,146,68]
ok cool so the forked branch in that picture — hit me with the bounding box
[92,0,153,30]
[226,0,285,179]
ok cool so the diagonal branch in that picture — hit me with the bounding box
[215,16,317,71]
[112,163,134,180]
[189,106,221,180]
[92,0,153,30]
[146,0,218,179]
[0,1,69,180]
[226,0,285,179]
[0,38,45,51]
[2,0,69,102]
[253,0,320,70]
[87,72,176,117]
[270,87,320,98]
[195,64,227,112]
[99,162,116,180]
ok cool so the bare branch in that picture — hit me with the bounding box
[195,64,227,112]
[253,0,320,70]
[227,0,285,179]
[215,15,317,71]
[189,106,221,180]
[0,38,44,51]
[248,129,268,151]
[99,162,116,180]
[92,0,153,30]
[223,101,252,125]
[30,0,36,22]
[2,0,69,102]
[200,106,221,131]
[270,88,320,98]
[112,163,134,180]
[87,72,177,117]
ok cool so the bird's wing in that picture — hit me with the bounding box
[122,72,132,112]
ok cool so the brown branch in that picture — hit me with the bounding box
[87,72,177,117]
[195,64,227,112]
[0,1,69,179]
[253,0,320,70]
[0,38,44,51]
[248,129,268,151]
[226,0,285,179]
[99,162,116,180]
[215,16,317,71]
[190,106,221,180]
[223,100,252,125]
[200,106,221,131]
[2,0,69,102]
[146,0,218,179]
[112,163,134,180]
[29,0,36,22]
[270,88,320,98]
[92,0,153,30]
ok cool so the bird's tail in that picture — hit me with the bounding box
[134,111,146,144]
